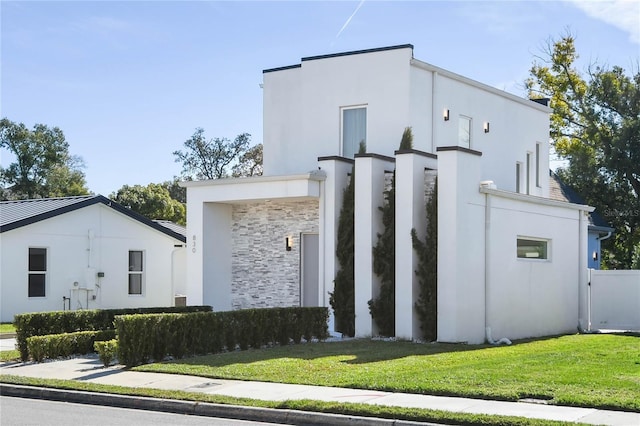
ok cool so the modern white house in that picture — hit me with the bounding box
[183,44,596,344]
[0,195,187,322]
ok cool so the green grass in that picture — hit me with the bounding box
[0,375,582,426]
[0,349,20,362]
[135,334,640,412]
[0,323,15,334]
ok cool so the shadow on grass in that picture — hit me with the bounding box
[155,335,566,368]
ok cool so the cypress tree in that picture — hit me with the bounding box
[411,178,438,341]
[369,128,413,337]
[329,141,365,337]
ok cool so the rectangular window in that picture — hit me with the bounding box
[28,248,46,297]
[128,250,143,295]
[526,152,531,195]
[515,162,521,193]
[535,143,541,188]
[341,106,366,158]
[458,116,471,148]
[517,238,549,260]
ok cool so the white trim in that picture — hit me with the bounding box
[411,58,552,113]
[179,171,326,188]
[480,186,595,212]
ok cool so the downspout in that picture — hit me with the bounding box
[597,231,612,242]
[431,71,438,154]
[483,185,511,345]
[578,210,588,332]
[171,245,185,306]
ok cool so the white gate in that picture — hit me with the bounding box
[589,269,640,331]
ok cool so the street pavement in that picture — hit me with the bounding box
[1,340,639,426]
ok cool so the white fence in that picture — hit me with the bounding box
[589,269,640,331]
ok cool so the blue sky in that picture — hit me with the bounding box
[2,1,638,197]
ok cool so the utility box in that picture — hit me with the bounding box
[174,295,187,307]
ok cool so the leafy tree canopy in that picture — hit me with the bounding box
[526,33,640,268]
[110,183,186,225]
[173,128,262,180]
[0,118,89,200]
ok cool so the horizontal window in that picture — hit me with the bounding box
[517,238,548,259]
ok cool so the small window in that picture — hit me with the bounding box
[526,152,531,195]
[535,143,541,188]
[341,106,366,158]
[517,238,548,259]
[516,162,522,193]
[458,116,471,148]
[28,248,47,297]
[128,251,143,295]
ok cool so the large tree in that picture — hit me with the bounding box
[174,129,262,180]
[526,34,640,269]
[110,183,186,225]
[0,118,89,199]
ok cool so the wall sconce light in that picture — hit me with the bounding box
[484,122,490,133]
[443,109,450,121]
[592,251,598,261]
[286,237,292,251]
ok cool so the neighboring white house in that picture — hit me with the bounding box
[183,44,595,344]
[0,195,187,322]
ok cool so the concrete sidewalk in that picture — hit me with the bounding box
[1,355,638,425]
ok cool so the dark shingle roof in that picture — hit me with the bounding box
[0,195,186,242]
[153,220,186,239]
[548,171,613,232]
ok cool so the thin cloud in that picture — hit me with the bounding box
[335,0,366,40]
[569,0,640,44]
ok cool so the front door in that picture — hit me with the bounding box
[301,233,319,307]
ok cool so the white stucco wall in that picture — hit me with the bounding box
[590,270,640,331]
[484,192,587,340]
[262,46,550,201]
[263,47,414,176]
[0,204,185,322]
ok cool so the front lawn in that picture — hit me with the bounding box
[135,334,640,411]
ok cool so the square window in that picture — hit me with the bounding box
[342,107,366,158]
[517,238,548,259]
[128,274,142,295]
[28,274,46,297]
[29,247,46,271]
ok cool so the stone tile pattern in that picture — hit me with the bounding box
[231,200,319,310]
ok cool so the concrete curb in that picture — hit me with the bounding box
[0,384,438,426]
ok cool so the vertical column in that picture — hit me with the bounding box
[185,187,204,306]
[577,209,589,331]
[318,156,354,335]
[394,150,438,340]
[202,202,232,311]
[354,154,395,337]
[436,146,485,344]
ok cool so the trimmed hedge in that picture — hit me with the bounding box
[115,307,329,367]
[15,306,212,361]
[27,330,116,362]
[94,339,118,367]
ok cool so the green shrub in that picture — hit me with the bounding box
[115,307,329,367]
[14,305,211,361]
[94,339,118,367]
[26,330,115,362]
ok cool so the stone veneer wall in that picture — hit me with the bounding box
[231,200,319,309]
